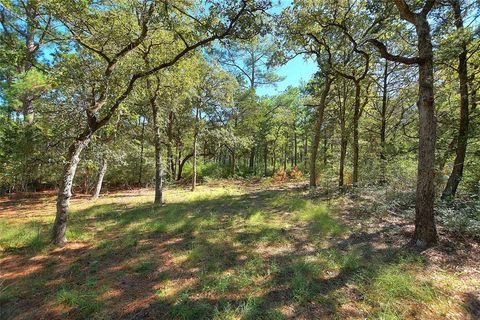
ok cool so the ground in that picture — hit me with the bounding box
[1,181,479,320]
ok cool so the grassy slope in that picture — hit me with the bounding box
[0,183,479,319]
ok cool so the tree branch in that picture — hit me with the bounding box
[367,39,424,65]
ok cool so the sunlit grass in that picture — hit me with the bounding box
[1,183,476,319]
[0,219,46,252]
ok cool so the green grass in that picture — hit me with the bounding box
[0,219,48,252]
[56,285,106,318]
[1,184,476,319]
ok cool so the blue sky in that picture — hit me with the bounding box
[256,55,317,96]
[255,1,318,96]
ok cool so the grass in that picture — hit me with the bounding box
[0,183,478,319]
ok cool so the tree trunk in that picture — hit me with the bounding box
[52,136,91,245]
[152,99,163,205]
[370,3,438,248]
[442,0,469,200]
[22,2,37,126]
[352,81,361,186]
[309,77,331,187]
[303,133,308,168]
[192,107,199,191]
[380,60,388,184]
[339,137,347,187]
[323,127,328,167]
[138,118,146,186]
[231,151,236,176]
[294,127,298,166]
[272,148,276,172]
[167,111,175,180]
[264,143,268,176]
[91,157,107,201]
[249,147,255,173]
[412,17,437,248]
[283,132,288,171]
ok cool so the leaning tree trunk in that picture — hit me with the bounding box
[52,135,91,245]
[91,157,107,201]
[442,0,469,200]
[309,77,331,187]
[412,17,437,248]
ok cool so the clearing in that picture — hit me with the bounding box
[1,182,479,319]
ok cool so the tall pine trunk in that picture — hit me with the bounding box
[22,1,37,125]
[442,0,469,200]
[412,17,437,248]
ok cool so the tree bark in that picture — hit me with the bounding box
[303,133,308,168]
[264,143,268,176]
[192,107,199,191]
[294,126,298,166]
[52,136,91,245]
[339,137,347,187]
[352,81,361,186]
[309,77,332,187]
[231,150,236,176]
[323,126,328,167]
[21,1,37,126]
[138,117,146,186]
[91,157,107,201]
[249,147,255,173]
[442,0,469,200]
[152,97,163,205]
[380,60,388,184]
[369,0,438,248]
[283,132,288,171]
[167,111,176,180]
[412,15,437,247]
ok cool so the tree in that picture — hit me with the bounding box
[441,0,472,200]
[305,73,332,187]
[218,35,282,173]
[50,0,270,245]
[369,0,438,248]
[0,0,52,125]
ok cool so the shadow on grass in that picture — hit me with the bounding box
[0,186,471,319]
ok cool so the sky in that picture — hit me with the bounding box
[256,55,317,96]
[255,0,318,96]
